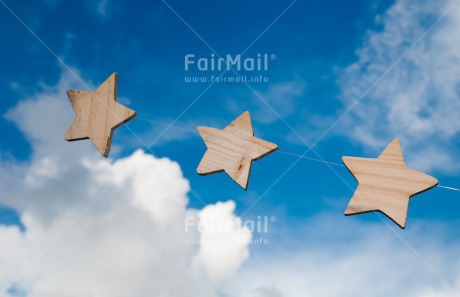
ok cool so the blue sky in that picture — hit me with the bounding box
[1,0,460,296]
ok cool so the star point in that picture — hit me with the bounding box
[65,73,137,157]
[343,138,438,228]
[197,111,278,190]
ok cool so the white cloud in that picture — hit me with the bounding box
[223,214,460,297]
[192,201,251,283]
[338,0,460,173]
[0,69,251,297]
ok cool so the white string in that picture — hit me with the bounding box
[135,117,345,167]
[276,150,345,167]
[136,117,197,133]
[134,116,460,193]
[13,105,457,193]
[438,185,460,192]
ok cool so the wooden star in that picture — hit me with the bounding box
[64,73,137,157]
[342,138,438,228]
[197,111,278,190]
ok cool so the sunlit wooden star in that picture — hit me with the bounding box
[65,73,137,157]
[197,111,278,190]
[342,138,438,229]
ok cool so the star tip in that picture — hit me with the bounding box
[97,146,110,158]
[344,205,358,216]
[342,156,351,162]
[66,89,76,96]
[196,166,207,175]
[391,216,407,229]
[397,222,406,229]
[104,73,118,86]
[232,176,249,190]
[239,111,251,119]
[239,183,249,190]
[64,129,73,141]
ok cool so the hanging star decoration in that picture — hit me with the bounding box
[64,73,137,157]
[197,111,278,190]
[342,138,438,228]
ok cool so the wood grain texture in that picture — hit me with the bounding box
[342,138,438,229]
[197,111,278,190]
[65,73,137,157]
